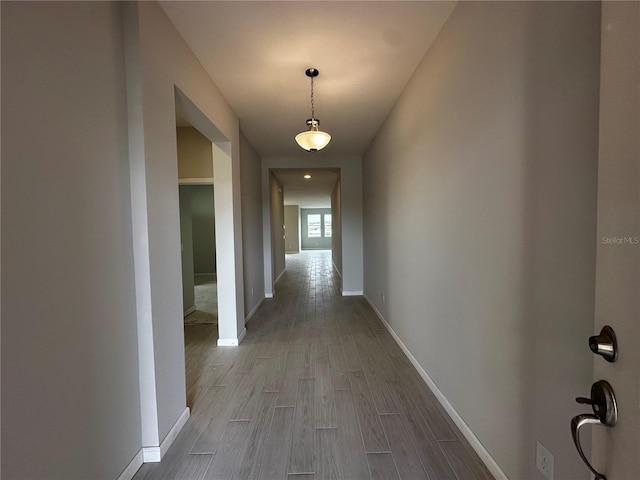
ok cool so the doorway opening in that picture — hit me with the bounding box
[270,168,341,291]
[175,118,218,408]
[179,183,217,325]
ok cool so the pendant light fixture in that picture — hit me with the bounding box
[295,68,331,152]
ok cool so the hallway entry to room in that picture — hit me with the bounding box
[177,125,219,329]
[134,251,493,480]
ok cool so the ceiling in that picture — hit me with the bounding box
[272,168,340,208]
[161,1,456,158]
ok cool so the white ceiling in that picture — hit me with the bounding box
[161,1,456,158]
[272,168,340,208]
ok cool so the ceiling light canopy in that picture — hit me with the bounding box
[295,68,331,152]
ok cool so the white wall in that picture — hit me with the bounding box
[262,155,362,296]
[363,2,600,479]
[240,132,265,320]
[1,2,142,478]
[123,0,244,451]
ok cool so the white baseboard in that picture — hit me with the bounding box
[141,407,190,463]
[332,260,342,278]
[245,297,265,324]
[363,295,508,480]
[274,269,285,285]
[265,292,274,299]
[117,449,144,480]
[342,290,363,296]
[160,407,190,458]
[142,446,161,463]
[183,305,196,317]
[217,327,247,346]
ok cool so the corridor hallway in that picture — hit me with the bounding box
[133,251,493,480]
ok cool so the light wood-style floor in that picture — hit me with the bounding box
[133,251,494,480]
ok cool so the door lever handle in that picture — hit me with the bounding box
[571,414,607,480]
[571,380,617,480]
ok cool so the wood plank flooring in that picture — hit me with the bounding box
[133,251,493,480]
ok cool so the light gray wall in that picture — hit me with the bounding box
[191,185,216,275]
[301,208,332,250]
[331,179,342,277]
[262,155,362,295]
[1,2,142,478]
[270,173,286,284]
[284,205,300,253]
[124,0,244,447]
[179,186,195,314]
[363,2,600,479]
[240,132,265,319]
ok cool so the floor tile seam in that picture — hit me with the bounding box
[345,373,390,466]
[434,437,465,480]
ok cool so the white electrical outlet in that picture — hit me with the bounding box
[536,440,554,480]
[381,293,385,304]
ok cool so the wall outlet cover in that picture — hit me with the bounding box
[536,440,554,480]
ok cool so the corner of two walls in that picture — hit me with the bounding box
[363,2,600,479]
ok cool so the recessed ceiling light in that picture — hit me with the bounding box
[303,174,311,179]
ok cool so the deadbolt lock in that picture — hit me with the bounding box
[589,325,618,362]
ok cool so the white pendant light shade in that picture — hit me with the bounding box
[295,119,331,152]
[295,68,331,152]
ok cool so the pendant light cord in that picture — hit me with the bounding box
[310,70,315,120]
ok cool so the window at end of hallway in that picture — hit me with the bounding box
[324,214,332,238]
[308,214,321,238]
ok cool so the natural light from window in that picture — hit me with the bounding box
[308,214,321,238]
[324,214,332,237]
